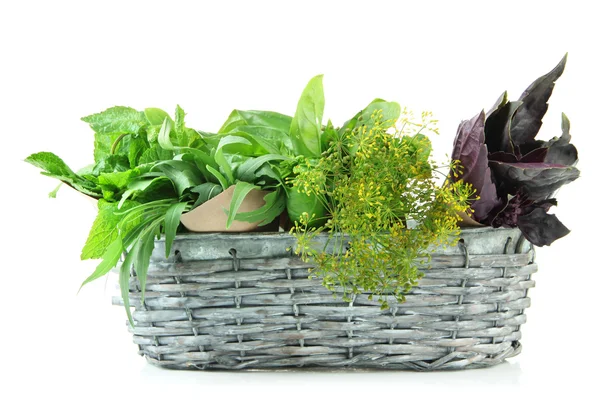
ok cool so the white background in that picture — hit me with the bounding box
[2,1,598,408]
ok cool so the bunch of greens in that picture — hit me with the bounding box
[292,107,473,307]
[25,106,288,323]
[24,75,343,321]
[450,54,580,246]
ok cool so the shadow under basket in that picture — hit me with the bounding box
[113,227,536,371]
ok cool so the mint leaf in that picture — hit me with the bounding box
[25,152,102,198]
[91,154,130,176]
[81,199,139,260]
[138,145,174,164]
[175,105,186,138]
[83,107,148,162]
[98,169,136,190]
[128,135,149,168]
[82,106,147,135]
[25,152,78,179]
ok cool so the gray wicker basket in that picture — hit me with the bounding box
[113,227,536,371]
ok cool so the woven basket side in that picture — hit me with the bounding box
[115,228,535,370]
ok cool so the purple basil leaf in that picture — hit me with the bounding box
[510,54,568,146]
[486,91,508,117]
[451,111,501,221]
[516,140,545,157]
[489,151,519,163]
[489,147,546,163]
[520,147,548,163]
[484,101,522,154]
[544,113,578,166]
[517,207,570,246]
[488,160,579,201]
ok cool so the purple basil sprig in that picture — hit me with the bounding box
[451,54,579,246]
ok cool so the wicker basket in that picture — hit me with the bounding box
[113,227,536,371]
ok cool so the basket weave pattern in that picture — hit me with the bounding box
[115,228,536,370]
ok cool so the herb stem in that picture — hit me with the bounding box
[110,133,128,155]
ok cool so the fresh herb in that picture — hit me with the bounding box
[450,54,580,246]
[292,109,473,307]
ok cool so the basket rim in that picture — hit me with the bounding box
[163,226,508,243]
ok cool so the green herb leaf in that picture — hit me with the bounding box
[82,106,147,134]
[92,154,130,176]
[219,110,293,134]
[215,136,253,184]
[158,117,174,150]
[82,107,148,162]
[25,152,78,179]
[134,228,156,303]
[206,165,230,190]
[120,249,135,326]
[152,160,203,196]
[98,169,136,191]
[190,183,223,208]
[81,199,139,260]
[234,188,285,226]
[228,125,292,155]
[128,135,149,168]
[138,145,174,164]
[25,152,101,198]
[235,154,288,182]
[79,236,123,290]
[144,108,172,126]
[339,99,400,137]
[177,148,219,181]
[164,202,188,258]
[286,186,327,228]
[290,75,325,157]
[226,182,260,229]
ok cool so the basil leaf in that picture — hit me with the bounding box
[144,108,172,126]
[289,74,325,157]
[219,110,293,134]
